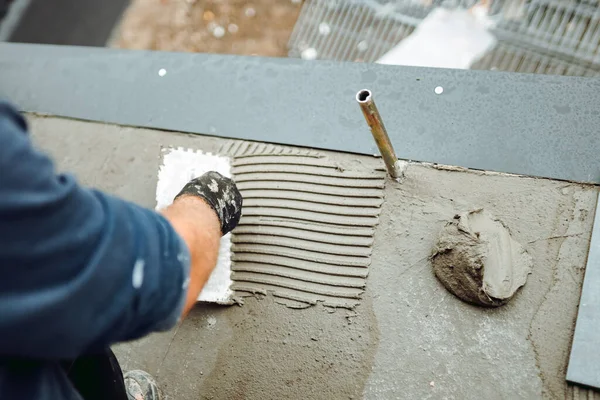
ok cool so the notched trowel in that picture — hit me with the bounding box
[156,147,234,304]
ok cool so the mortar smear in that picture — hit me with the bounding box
[431,209,533,307]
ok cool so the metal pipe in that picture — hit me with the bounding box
[356,89,399,178]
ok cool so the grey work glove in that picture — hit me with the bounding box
[175,171,243,235]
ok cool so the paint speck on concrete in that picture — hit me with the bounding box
[434,86,444,94]
[207,316,217,328]
[158,68,167,77]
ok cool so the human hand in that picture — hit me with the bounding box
[175,171,242,235]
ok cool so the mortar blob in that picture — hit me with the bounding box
[431,209,532,307]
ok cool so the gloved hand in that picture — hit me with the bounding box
[175,171,242,235]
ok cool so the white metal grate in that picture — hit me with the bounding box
[288,0,600,76]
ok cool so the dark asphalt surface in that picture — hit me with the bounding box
[8,0,128,46]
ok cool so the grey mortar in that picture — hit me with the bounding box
[432,209,533,307]
[219,140,386,309]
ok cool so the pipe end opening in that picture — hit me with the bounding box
[356,89,371,103]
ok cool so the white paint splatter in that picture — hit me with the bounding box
[158,69,167,77]
[132,259,145,289]
[208,179,219,193]
[177,251,189,264]
[434,86,444,95]
[207,316,217,327]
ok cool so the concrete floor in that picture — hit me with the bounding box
[29,115,599,399]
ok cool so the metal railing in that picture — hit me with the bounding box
[288,0,600,76]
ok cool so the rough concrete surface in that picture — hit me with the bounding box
[27,115,599,399]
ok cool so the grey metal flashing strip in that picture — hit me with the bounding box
[568,192,600,389]
[1,43,599,184]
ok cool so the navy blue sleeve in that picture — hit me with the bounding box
[0,102,190,359]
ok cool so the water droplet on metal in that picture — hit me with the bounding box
[301,48,318,60]
[318,22,331,35]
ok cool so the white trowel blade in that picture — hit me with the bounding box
[156,147,233,304]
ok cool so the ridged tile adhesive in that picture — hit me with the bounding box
[221,141,386,308]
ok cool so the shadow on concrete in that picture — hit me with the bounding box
[9,0,128,46]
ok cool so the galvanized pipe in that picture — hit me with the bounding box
[356,89,399,178]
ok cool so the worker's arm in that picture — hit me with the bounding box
[0,101,242,359]
[161,196,221,316]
